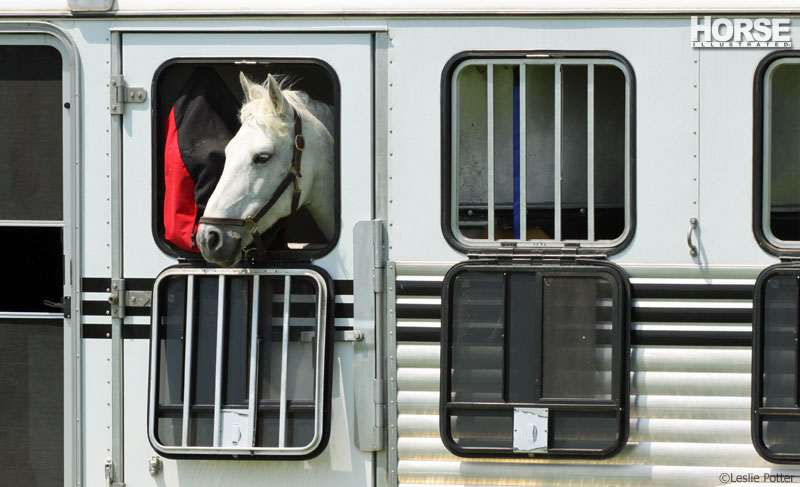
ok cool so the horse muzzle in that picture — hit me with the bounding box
[195,223,244,267]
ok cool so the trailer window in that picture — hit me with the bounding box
[148,268,333,458]
[440,263,629,457]
[759,57,800,248]
[444,55,632,250]
[153,60,339,262]
[752,265,800,462]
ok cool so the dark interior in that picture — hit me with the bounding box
[154,61,337,261]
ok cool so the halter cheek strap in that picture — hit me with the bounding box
[198,109,305,262]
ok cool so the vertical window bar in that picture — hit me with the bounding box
[212,275,226,447]
[587,64,595,242]
[487,65,495,240]
[248,276,260,447]
[519,64,527,241]
[278,275,292,448]
[554,63,563,241]
[181,275,195,447]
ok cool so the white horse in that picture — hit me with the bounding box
[195,73,334,266]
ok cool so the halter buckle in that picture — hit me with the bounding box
[242,217,258,234]
[294,134,305,152]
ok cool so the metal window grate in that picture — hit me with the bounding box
[148,268,331,457]
[752,264,800,463]
[440,262,630,457]
[450,57,631,248]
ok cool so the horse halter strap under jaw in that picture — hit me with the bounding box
[198,109,305,261]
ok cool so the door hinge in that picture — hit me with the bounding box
[108,279,153,318]
[108,279,125,319]
[373,220,387,293]
[110,75,147,115]
[104,458,126,487]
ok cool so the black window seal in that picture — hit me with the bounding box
[439,258,631,459]
[146,263,335,460]
[752,50,800,257]
[150,56,342,263]
[439,50,637,256]
[751,262,800,464]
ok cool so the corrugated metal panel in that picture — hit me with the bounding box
[390,267,800,486]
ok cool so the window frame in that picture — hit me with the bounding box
[753,51,800,255]
[752,263,800,463]
[440,50,637,255]
[439,259,631,458]
[150,57,342,262]
[147,265,335,459]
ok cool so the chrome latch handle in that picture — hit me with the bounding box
[687,217,698,257]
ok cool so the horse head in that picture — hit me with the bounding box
[195,72,333,266]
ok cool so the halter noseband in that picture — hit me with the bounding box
[198,109,305,262]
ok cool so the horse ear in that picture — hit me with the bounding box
[239,72,267,103]
[266,74,288,115]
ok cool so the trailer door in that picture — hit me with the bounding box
[117,31,373,486]
[0,30,79,486]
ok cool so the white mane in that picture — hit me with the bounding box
[238,79,334,136]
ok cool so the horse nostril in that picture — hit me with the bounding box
[207,228,221,251]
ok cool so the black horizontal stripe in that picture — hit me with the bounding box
[82,277,111,293]
[397,325,753,347]
[398,302,753,324]
[395,280,756,301]
[631,283,753,300]
[82,324,150,339]
[82,277,354,295]
[397,280,441,296]
[632,306,752,323]
[82,300,353,319]
[334,279,353,295]
[0,318,62,326]
[397,303,441,320]
[632,329,751,347]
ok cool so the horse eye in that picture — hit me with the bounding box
[253,153,272,164]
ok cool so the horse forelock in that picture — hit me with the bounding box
[238,77,310,137]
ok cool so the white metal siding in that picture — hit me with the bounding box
[391,267,800,487]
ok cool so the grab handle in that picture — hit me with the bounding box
[687,217,698,257]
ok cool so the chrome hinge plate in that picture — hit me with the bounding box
[110,75,147,115]
[109,279,125,319]
[125,290,152,308]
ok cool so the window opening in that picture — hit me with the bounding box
[448,56,630,249]
[149,268,332,457]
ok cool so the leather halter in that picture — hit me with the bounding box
[198,109,305,262]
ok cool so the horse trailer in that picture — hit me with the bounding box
[3,1,800,486]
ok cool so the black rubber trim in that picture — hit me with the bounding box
[440,50,636,257]
[751,263,800,463]
[753,50,800,257]
[439,259,630,459]
[150,57,341,262]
